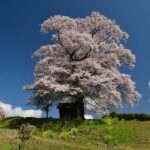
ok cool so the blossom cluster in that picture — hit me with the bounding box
[25,12,141,115]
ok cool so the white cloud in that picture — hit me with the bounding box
[0,101,42,118]
[84,114,94,119]
[149,81,150,89]
[0,101,99,119]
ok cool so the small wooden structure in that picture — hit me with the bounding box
[57,101,84,120]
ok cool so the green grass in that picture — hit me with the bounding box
[0,117,150,150]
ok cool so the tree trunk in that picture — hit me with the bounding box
[75,96,85,120]
[45,107,49,119]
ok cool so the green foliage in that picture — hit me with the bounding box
[42,130,56,139]
[103,117,118,145]
[72,127,79,135]
[59,131,71,140]
[109,112,150,121]
[135,113,150,121]
[71,118,83,126]
[32,127,41,136]
[1,117,150,150]
[102,117,134,146]
[59,127,79,140]
[112,127,135,143]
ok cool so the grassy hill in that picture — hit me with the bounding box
[0,117,150,150]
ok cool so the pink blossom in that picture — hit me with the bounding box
[24,12,141,115]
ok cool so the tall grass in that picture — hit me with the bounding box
[1,117,150,150]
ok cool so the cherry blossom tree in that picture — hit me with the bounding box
[27,95,52,118]
[25,12,141,119]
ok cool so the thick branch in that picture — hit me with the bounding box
[72,48,92,61]
[57,30,70,55]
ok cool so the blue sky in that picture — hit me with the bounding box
[0,0,150,117]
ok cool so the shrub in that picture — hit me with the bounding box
[102,117,119,145]
[117,114,124,120]
[59,131,70,140]
[109,112,150,121]
[18,124,33,141]
[18,123,34,149]
[125,113,135,120]
[109,112,117,118]
[32,127,41,136]
[136,113,150,121]
[42,130,56,139]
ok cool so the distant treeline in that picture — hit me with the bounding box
[109,112,150,121]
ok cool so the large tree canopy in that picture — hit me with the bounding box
[25,12,141,115]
